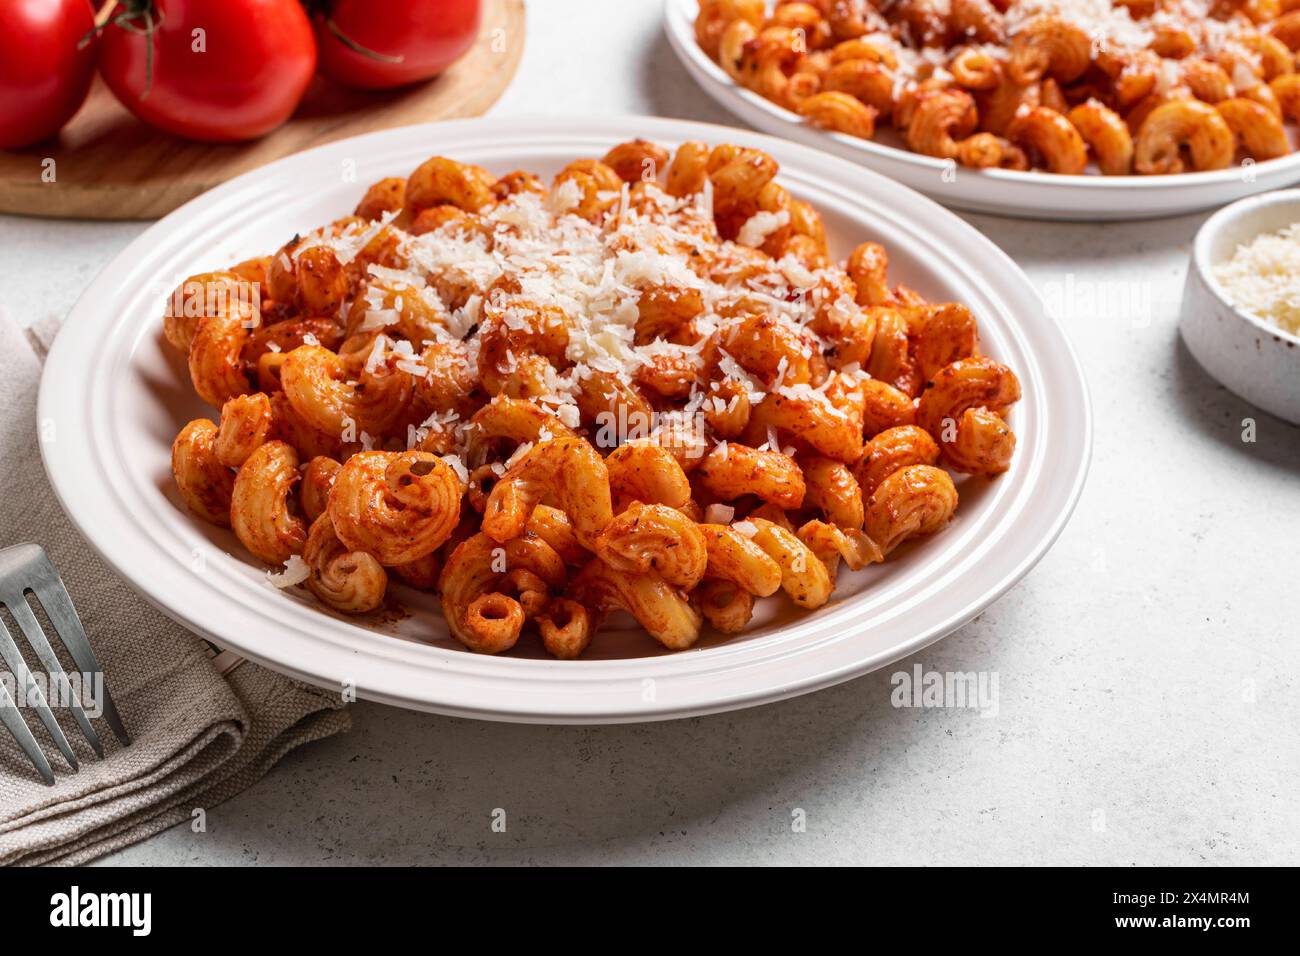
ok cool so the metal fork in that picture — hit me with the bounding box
[0,543,130,785]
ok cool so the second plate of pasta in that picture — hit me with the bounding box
[665,0,1300,221]
[40,115,1089,722]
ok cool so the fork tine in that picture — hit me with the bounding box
[0,679,55,785]
[0,615,78,770]
[4,596,103,757]
[27,553,130,746]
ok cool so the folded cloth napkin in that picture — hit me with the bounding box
[0,314,350,866]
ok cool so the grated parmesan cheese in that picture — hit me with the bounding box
[267,555,310,589]
[549,178,582,214]
[736,210,790,248]
[1006,0,1153,53]
[363,334,388,373]
[1214,222,1300,336]
[254,156,862,470]
[704,503,735,525]
[441,453,470,484]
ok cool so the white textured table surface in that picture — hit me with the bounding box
[4,0,1296,866]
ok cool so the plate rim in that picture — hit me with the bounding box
[661,0,1300,215]
[38,113,1093,723]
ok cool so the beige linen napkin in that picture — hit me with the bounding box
[0,315,350,866]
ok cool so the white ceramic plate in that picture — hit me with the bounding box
[39,115,1090,723]
[663,0,1300,221]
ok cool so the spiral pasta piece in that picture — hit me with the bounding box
[1007,16,1091,85]
[943,407,1017,476]
[231,440,308,564]
[693,579,757,634]
[214,393,273,469]
[188,291,256,408]
[302,513,388,614]
[482,438,613,549]
[172,419,235,527]
[854,425,942,500]
[300,456,340,524]
[746,387,864,464]
[864,465,959,556]
[1066,101,1135,175]
[605,441,693,512]
[281,345,413,439]
[698,442,806,508]
[328,451,463,565]
[406,156,496,213]
[438,532,569,654]
[595,503,708,589]
[917,357,1022,439]
[463,396,577,465]
[801,456,865,529]
[536,598,595,659]
[797,519,882,586]
[1134,99,1236,174]
[745,518,833,610]
[568,559,703,651]
[697,524,783,597]
[164,272,246,355]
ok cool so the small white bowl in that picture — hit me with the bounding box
[1181,189,1300,425]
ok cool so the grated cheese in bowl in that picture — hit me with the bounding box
[1213,222,1300,337]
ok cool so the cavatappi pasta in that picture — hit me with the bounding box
[695,0,1300,176]
[167,140,1022,657]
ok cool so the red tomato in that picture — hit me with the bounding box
[0,0,97,149]
[312,0,482,90]
[99,0,316,143]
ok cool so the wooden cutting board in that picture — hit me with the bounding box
[0,0,524,220]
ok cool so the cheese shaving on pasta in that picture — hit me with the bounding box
[336,180,846,457]
[267,554,310,588]
[1005,0,1153,51]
